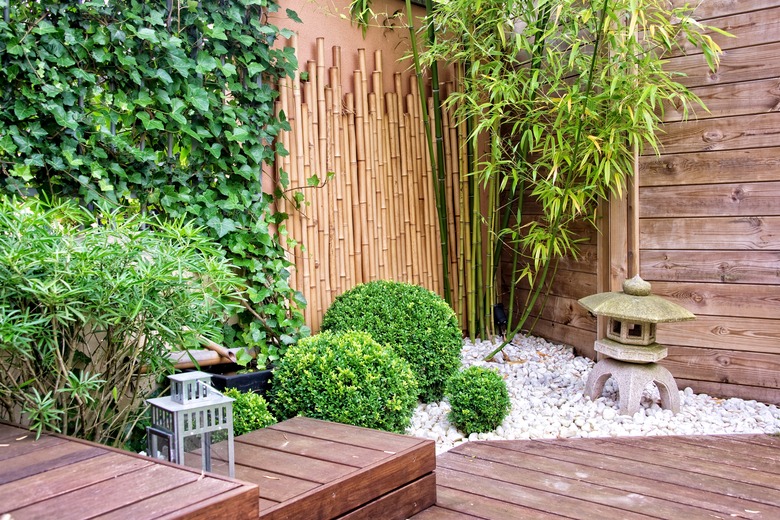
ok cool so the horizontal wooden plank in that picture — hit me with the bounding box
[663,78,780,122]
[92,478,239,520]
[676,378,780,404]
[0,434,66,462]
[538,438,780,506]
[0,441,104,485]
[158,484,259,520]
[641,181,780,217]
[656,113,780,154]
[339,473,437,520]
[655,315,780,353]
[237,428,390,468]
[669,0,778,20]
[233,442,354,485]
[235,465,319,504]
[260,440,435,520]
[651,280,780,319]
[675,7,780,56]
[640,216,780,250]
[0,453,150,512]
[661,345,780,388]
[267,416,427,454]
[516,290,597,332]
[410,504,479,519]
[425,483,562,519]
[666,42,780,89]
[641,250,780,284]
[9,464,200,519]
[639,148,780,187]
[451,440,780,519]
[436,461,651,520]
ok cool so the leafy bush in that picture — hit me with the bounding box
[321,280,462,401]
[270,331,418,433]
[0,197,242,445]
[446,366,510,435]
[223,388,276,436]
[0,0,308,369]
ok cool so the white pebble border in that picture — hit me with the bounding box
[406,335,780,455]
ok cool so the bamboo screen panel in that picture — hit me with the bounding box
[275,37,467,331]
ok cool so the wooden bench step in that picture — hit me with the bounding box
[230,417,436,520]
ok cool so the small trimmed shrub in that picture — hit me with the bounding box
[223,388,276,437]
[270,331,418,433]
[446,366,511,435]
[321,280,462,402]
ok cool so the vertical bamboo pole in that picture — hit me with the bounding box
[368,93,385,279]
[346,93,362,284]
[353,73,371,283]
[428,97,444,296]
[441,95,459,311]
[386,91,404,282]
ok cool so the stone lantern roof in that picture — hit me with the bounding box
[578,275,695,324]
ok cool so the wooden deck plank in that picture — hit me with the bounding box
[414,435,780,520]
[464,440,780,518]
[258,438,435,520]
[267,416,423,453]
[606,435,780,476]
[0,452,151,511]
[0,440,105,485]
[234,442,355,484]
[339,473,437,520]
[92,478,240,519]
[0,434,67,462]
[237,427,393,467]
[542,437,780,498]
[438,451,706,520]
[234,465,320,503]
[9,463,199,519]
[156,484,260,520]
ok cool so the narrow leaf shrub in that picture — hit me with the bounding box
[321,280,462,401]
[270,331,419,433]
[0,196,242,445]
[223,388,276,437]
[446,366,511,435]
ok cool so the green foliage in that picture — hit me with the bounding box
[0,0,308,368]
[270,331,419,433]
[223,388,276,436]
[0,196,243,445]
[321,280,462,402]
[446,366,510,435]
[421,0,729,352]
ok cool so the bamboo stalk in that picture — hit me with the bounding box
[386,91,403,282]
[345,94,361,285]
[353,73,371,283]
[428,97,444,296]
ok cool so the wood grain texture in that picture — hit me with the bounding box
[674,7,780,56]
[663,78,780,122]
[657,112,780,154]
[640,148,780,187]
[650,280,780,319]
[640,181,780,217]
[655,315,780,353]
[662,346,780,387]
[675,378,780,404]
[640,216,780,250]
[669,0,778,20]
[527,317,597,360]
[667,42,780,89]
[641,250,780,284]
[339,473,437,520]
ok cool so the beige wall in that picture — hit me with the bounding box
[278,0,426,94]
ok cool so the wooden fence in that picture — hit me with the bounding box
[274,37,466,330]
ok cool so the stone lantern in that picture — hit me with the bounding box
[578,275,695,415]
[146,371,235,477]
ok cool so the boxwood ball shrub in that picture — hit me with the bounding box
[270,331,418,433]
[223,388,276,437]
[320,280,462,402]
[446,366,511,435]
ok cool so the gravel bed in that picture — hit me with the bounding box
[406,335,780,454]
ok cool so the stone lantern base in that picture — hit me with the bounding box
[585,358,680,416]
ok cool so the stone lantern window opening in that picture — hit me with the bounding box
[607,318,656,346]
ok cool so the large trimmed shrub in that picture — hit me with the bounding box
[446,366,511,435]
[321,280,461,401]
[223,388,276,437]
[270,331,418,433]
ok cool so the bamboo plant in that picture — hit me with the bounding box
[420,0,729,354]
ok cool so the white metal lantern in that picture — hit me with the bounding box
[146,371,235,477]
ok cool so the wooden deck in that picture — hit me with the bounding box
[414,434,780,519]
[226,416,437,519]
[0,422,258,519]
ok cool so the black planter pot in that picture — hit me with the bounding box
[202,364,274,396]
